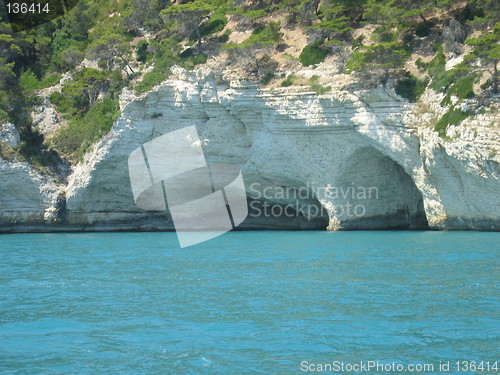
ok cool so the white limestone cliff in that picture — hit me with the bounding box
[0,159,60,230]
[1,67,499,232]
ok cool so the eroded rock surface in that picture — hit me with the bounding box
[1,68,499,232]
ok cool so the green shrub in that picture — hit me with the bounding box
[223,22,282,49]
[0,108,8,123]
[217,33,230,43]
[196,12,227,39]
[135,71,168,94]
[0,142,17,161]
[39,74,62,89]
[415,21,432,37]
[434,107,468,137]
[192,53,208,65]
[430,68,457,92]
[178,49,208,69]
[373,24,397,43]
[107,69,127,98]
[345,42,410,73]
[50,91,74,115]
[50,68,109,116]
[135,51,177,94]
[299,41,327,66]
[428,46,446,74]
[352,35,364,49]
[50,33,86,68]
[261,72,275,85]
[426,46,477,103]
[136,40,149,63]
[448,74,477,100]
[427,45,456,92]
[281,74,295,87]
[246,21,282,46]
[179,47,195,59]
[395,72,427,102]
[427,50,474,102]
[21,71,63,94]
[480,79,493,91]
[16,126,59,171]
[19,70,39,93]
[154,53,177,71]
[344,49,366,72]
[415,58,427,71]
[51,99,119,160]
[310,83,331,94]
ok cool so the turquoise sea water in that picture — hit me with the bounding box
[0,231,498,374]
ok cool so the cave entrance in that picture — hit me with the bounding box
[334,146,429,229]
[240,184,330,230]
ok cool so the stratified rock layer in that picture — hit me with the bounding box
[0,160,60,231]
[1,68,499,232]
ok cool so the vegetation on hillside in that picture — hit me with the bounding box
[0,0,498,168]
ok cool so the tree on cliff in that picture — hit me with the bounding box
[88,34,135,77]
[0,25,26,123]
[345,41,410,82]
[160,0,220,53]
[309,0,359,36]
[50,68,109,114]
[465,22,500,94]
[124,0,167,34]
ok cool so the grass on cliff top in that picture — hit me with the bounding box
[50,98,119,162]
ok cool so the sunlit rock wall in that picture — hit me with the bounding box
[1,67,499,232]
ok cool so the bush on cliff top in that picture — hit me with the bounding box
[299,41,327,66]
[395,72,427,102]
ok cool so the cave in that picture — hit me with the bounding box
[238,146,429,231]
[240,185,330,230]
[333,146,429,230]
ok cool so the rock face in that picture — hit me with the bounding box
[0,160,60,231]
[0,122,20,147]
[31,97,62,136]
[1,67,499,232]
